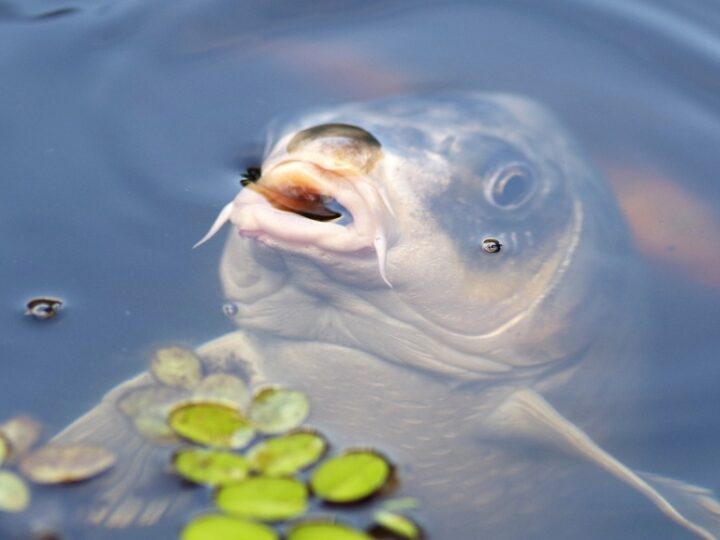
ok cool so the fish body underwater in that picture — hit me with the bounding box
[47,93,720,539]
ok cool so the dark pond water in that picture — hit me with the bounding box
[2,0,720,538]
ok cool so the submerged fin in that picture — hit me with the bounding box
[485,388,720,540]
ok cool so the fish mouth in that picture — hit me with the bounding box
[195,160,396,286]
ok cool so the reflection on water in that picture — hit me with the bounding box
[2,1,720,539]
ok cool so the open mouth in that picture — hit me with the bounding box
[194,160,394,286]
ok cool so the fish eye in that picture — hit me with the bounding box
[486,163,536,209]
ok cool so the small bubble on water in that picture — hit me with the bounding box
[481,238,502,254]
[222,303,239,317]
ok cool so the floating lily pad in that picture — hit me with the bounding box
[151,347,203,389]
[0,433,10,466]
[247,431,326,477]
[173,448,249,486]
[310,450,391,503]
[169,402,254,449]
[180,513,278,540]
[20,444,116,484]
[117,385,189,418]
[133,413,180,445]
[249,387,309,434]
[215,476,308,521]
[0,416,41,460]
[193,374,249,409]
[288,521,372,540]
[372,510,421,539]
[0,471,30,513]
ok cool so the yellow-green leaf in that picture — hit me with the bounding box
[169,402,254,449]
[372,510,421,539]
[288,521,372,540]
[0,471,30,513]
[215,477,308,522]
[249,387,309,434]
[173,448,249,486]
[150,346,203,389]
[180,513,278,540]
[310,450,391,503]
[247,431,326,477]
[20,444,116,484]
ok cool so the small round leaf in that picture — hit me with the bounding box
[193,374,249,410]
[249,388,309,434]
[173,448,249,486]
[247,431,326,477]
[215,477,308,521]
[117,385,189,418]
[133,413,181,445]
[151,347,203,389]
[0,471,30,513]
[169,402,254,449]
[0,433,10,466]
[288,521,372,540]
[20,444,116,484]
[310,450,391,503]
[372,510,421,539]
[0,416,42,460]
[180,513,278,540]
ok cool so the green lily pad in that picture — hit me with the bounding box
[0,432,10,466]
[215,476,308,521]
[117,385,189,418]
[173,448,250,486]
[249,387,310,434]
[180,513,278,540]
[169,402,255,449]
[288,521,372,540]
[193,374,249,410]
[247,431,327,477]
[372,510,421,539]
[310,450,391,503]
[0,416,41,460]
[0,471,30,513]
[20,444,116,484]
[151,346,203,389]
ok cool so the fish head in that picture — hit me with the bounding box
[203,94,631,379]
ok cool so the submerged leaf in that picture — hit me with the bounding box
[117,385,189,418]
[0,416,42,460]
[133,413,181,445]
[247,431,326,477]
[215,476,308,521]
[249,387,309,434]
[0,471,30,513]
[151,346,203,389]
[173,448,249,486]
[20,444,116,484]
[372,510,421,539]
[310,450,391,503]
[0,433,9,466]
[193,374,250,410]
[169,402,255,449]
[180,513,278,540]
[288,521,372,540]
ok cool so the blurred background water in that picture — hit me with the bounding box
[1,0,720,538]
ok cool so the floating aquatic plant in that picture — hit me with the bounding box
[173,448,250,487]
[371,510,422,539]
[310,450,392,503]
[247,430,327,477]
[249,387,310,434]
[0,471,30,512]
[180,513,278,540]
[151,346,204,389]
[193,373,250,410]
[215,477,308,521]
[287,521,372,540]
[19,444,116,484]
